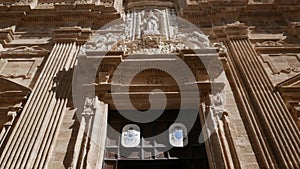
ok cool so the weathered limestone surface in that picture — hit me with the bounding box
[0,1,299,169]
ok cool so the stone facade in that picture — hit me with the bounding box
[0,0,299,169]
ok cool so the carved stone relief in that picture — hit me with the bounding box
[260,54,300,74]
[82,97,96,116]
[2,46,49,55]
[0,60,35,79]
[209,92,226,117]
[255,40,285,47]
[79,8,212,56]
[13,0,27,5]
[75,0,93,4]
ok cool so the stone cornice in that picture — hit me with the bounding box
[53,27,92,44]
[211,22,250,41]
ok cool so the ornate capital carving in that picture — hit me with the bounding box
[80,8,212,56]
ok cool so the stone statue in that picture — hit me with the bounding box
[145,10,159,34]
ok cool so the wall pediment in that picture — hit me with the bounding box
[277,73,300,94]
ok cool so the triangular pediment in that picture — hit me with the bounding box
[0,78,31,106]
[0,77,31,93]
[0,78,31,108]
[277,73,300,93]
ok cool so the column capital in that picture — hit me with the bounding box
[52,27,92,44]
[211,22,251,41]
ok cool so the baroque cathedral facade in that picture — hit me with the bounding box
[0,0,299,169]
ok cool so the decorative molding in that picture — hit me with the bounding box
[1,46,49,57]
[0,74,30,79]
[255,40,285,47]
[79,8,212,56]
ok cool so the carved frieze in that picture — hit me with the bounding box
[79,8,212,56]
[1,46,49,56]
[260,54,300,74]
[255,40,285,47]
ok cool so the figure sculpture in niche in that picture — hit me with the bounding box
[145,10,159,34]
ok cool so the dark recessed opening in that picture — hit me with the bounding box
[103,109,209,169]
[117,159,208,169]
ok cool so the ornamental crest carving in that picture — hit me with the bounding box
[79,8,212,56]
